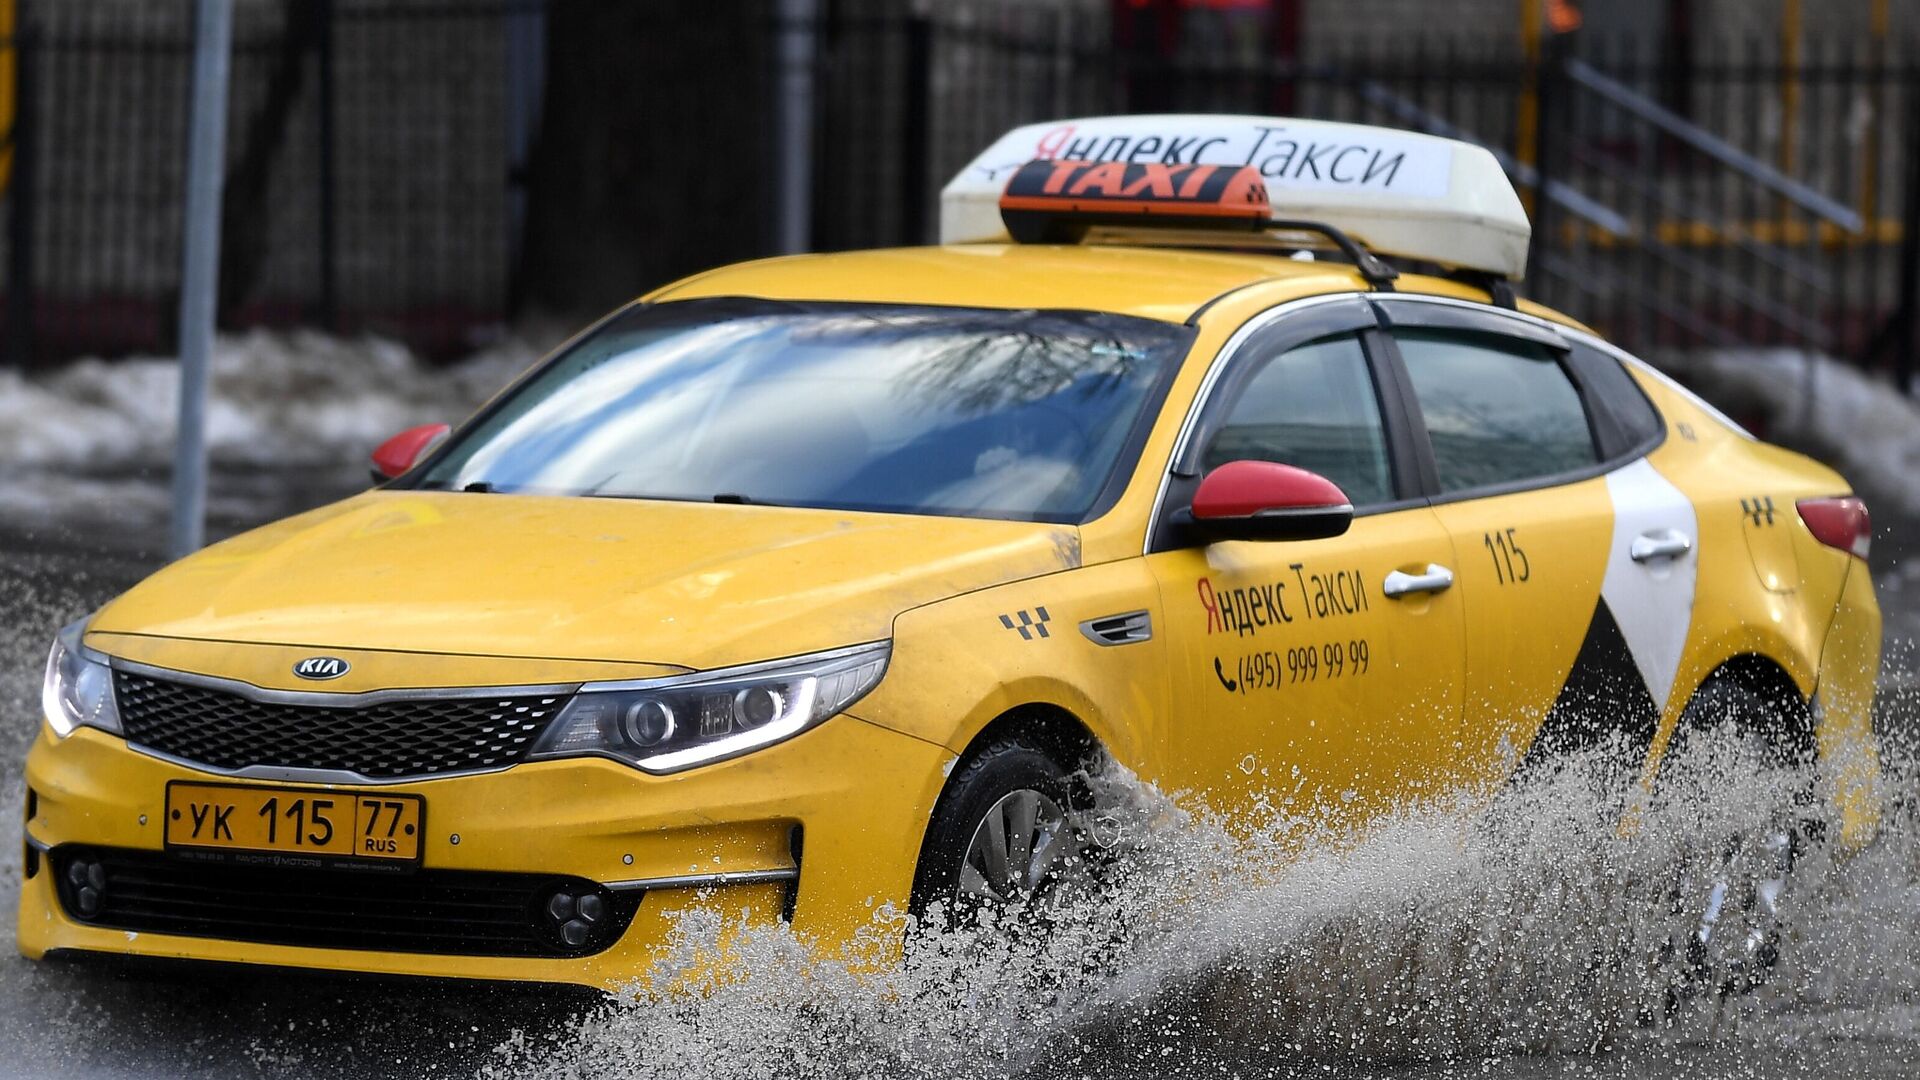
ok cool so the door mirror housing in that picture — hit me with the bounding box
[371,423,451,482]
[1184,460,1354,543]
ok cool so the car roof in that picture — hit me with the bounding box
[647,243,1376,325]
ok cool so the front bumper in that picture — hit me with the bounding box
[18,713,952,990]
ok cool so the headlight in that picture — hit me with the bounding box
[41,618,122,739]
[527,641,889,774]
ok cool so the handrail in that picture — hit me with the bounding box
[1565,142,1832,294]
[1355,81,1631,236]
[1532,254,1742,348]
[1563,59,1864,232]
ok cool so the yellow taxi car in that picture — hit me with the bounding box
[20,116,1881,989]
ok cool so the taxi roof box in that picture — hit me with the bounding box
[941,115,1532,281]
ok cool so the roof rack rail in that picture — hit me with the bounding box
[1269,219,1398,290]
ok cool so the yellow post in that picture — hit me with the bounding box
[1517,0,1542,215]
[1,0,14,196]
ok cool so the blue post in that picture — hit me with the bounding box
[170,0,233,557]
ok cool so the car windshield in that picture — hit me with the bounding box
[411,299,1190,523]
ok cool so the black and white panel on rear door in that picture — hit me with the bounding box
[1600,458,1699,716]
[1525,457,1698,768]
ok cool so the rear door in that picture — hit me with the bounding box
[1374,299,1690,784]
[1145,299,1466,818]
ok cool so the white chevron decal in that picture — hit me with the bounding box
[1600,458,1699,713]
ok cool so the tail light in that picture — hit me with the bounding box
[1796,496,1871,560]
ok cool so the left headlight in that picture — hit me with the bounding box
[41,618,122,739]
[526,641,889,774]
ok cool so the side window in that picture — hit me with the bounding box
[1201,333,1394,507]
[1394,328,1599,495]
[1566,342,1665,452]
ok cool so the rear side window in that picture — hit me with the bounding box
[1567,342,1665,453]
[1201,333,1394,507]
[1394,329,1599,494]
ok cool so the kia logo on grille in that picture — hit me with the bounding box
[293,656,351,681]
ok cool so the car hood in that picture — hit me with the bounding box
[92,491,1082,671]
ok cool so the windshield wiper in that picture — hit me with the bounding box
[712,492,752,505]
[462,481,495,494]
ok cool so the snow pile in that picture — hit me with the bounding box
[1671,349,1920,518]
[0,327,555,472]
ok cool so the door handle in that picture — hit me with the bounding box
[1383,563,1455,598]
[1630,528,1693,563]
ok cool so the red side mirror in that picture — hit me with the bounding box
[1187,460,1353,542]
[371,423,451,481]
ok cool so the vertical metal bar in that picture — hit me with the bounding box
[774,0,817,255]
[171,0,234,558]
[1896,66,1920,395]
[1779,0,1801,183]
[1526,29,1561,286]
[899,9,931,245]
[1743,34,1762,345]
[315,0,336,331]
[4,17,30,368]
[1517,0,1542,216]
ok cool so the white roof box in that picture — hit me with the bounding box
[940,115,1532,280]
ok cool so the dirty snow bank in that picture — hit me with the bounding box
[0,327,554,472]
[1669,349,1920,518]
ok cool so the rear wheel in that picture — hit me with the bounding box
[1660,674,1815,1002]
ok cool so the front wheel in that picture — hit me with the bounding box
[910,735,1086,927]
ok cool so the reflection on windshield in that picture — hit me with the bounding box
[413,300,1190,523]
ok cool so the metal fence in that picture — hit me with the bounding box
[3,1,1919,392]
[818,14,1920,388]
[3,0,543,365]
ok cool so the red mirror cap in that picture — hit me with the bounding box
[1192,460,1351,520]
[371,423,451,480]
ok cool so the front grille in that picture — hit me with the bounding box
[53,847,637,958]
[115,672,567,780]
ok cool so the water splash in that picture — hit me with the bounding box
[487,734,1920,1080]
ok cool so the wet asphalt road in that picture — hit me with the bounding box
[0,464,1915,1079]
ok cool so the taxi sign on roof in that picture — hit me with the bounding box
[941,115,1533,280]
[998,160,1271,243]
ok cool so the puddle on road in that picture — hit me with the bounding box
[486,737,1920,1080]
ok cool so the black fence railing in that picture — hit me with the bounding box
[2,0,554,365]
[829,16,1920,390]
[2,2,1917,393]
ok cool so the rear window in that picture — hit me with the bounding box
[1394,328,1600,494]
[1567,342,1666,454]
[412,299,1191,523]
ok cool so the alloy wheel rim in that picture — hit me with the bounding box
[958,788,1072,905]
[1697,827,1795,954]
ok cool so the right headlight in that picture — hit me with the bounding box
[41,618,122,739]
[527,641,889,774]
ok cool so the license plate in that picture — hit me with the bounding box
[164,782,425,864]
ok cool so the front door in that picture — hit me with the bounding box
[1147,321,1465,822]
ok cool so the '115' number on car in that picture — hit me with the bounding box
[1483,528,1531,585]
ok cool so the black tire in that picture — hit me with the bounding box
[1664,674,1811,773]
[909,734,1077,927]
